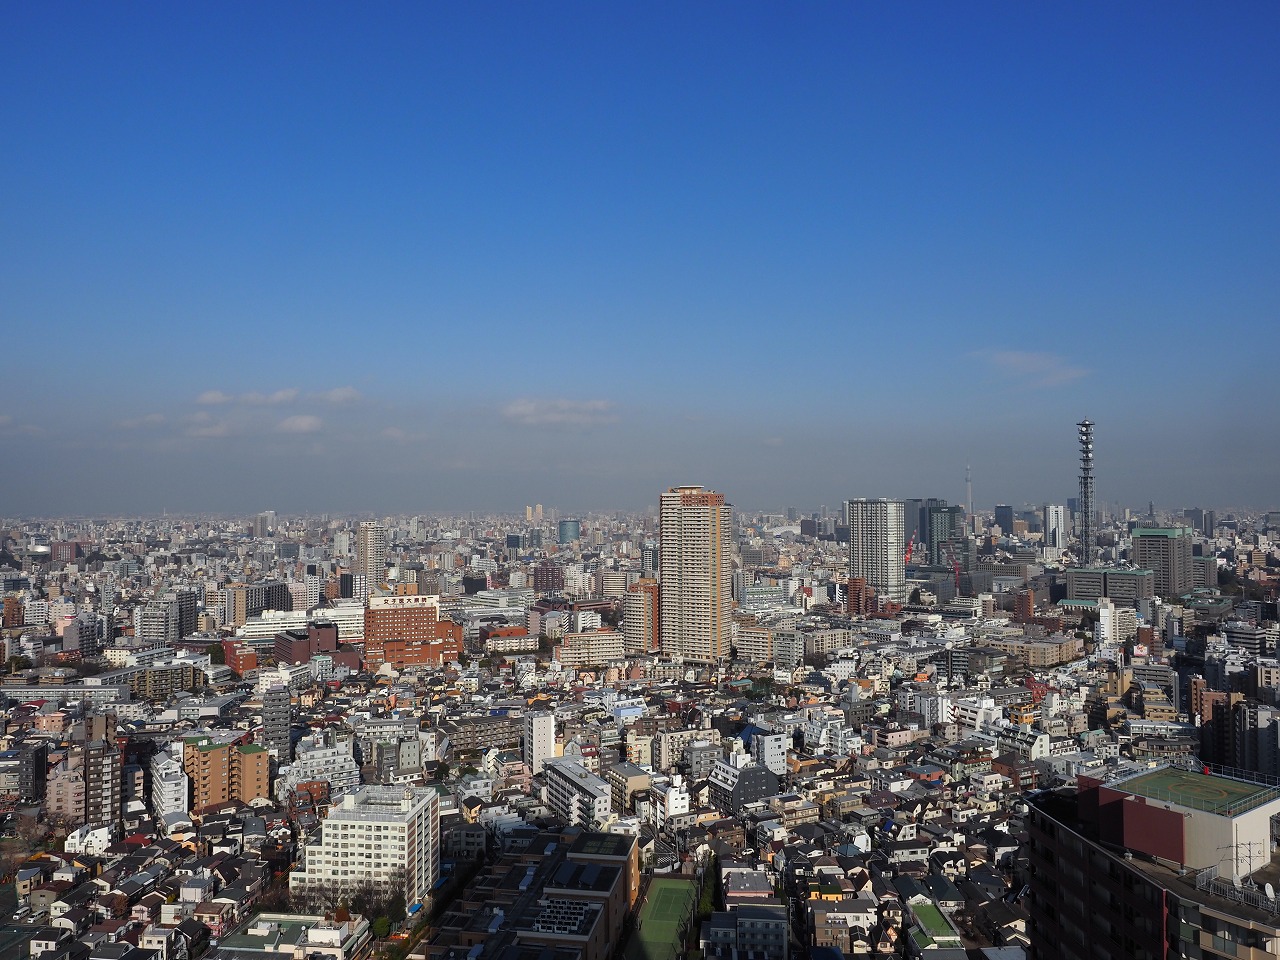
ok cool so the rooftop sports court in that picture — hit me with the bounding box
[626,877,697,960]
[1116,767,1280,816]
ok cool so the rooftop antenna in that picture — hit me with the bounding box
[1078,420,1095,566]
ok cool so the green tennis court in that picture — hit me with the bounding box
[1117,768,1279,815]
[626,878,698,960]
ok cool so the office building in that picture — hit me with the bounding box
[1066,567,1156,606]
[1131,527,1194,598]
[290,785,440,905]
[925,503,963,564]
[356,521,388,586]
[558,519,582,544]
[659,485,733,664]
[994,504,1015,535]
[845,498,906,605]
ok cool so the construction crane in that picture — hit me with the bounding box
[945,542,962,592]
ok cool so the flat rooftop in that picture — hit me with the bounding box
[1114,767,1280,816]
[568,832,634,859]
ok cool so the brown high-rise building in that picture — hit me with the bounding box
[660,485,733,664]
[82,713,121,826]
[2,596,22,628]
[623,579,660,655]
[363,594,462,669]
[182,735,270,814]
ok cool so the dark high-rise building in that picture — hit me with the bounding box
[994,504,1015,535]
[339,572,354,598]
[18,741,47,803]
[262,685,293,764]
[926,504,964,564]
[263,579,293,614]
[172,588,199,638]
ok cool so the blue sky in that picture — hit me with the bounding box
[2,3,1277,515]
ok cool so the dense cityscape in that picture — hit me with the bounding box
[0,417,1278,960]
[6,5,1278,960]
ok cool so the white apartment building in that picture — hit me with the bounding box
[543,759,611,827]
[150,743,189,821]
[290,785,439,904]
[275,728,361,801]
[650,775,691,828]
[524,710,556,775]
[558,630,624,667]
[256,662,314,695]
[803,707,847,753]
[1043,504,1067,550]
[751,732,789,776]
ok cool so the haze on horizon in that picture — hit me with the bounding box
[3,4,1278,517]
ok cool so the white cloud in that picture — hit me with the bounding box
[117,413,166,429]
[198,388,299,406]
[317,386,361,404]
[186,422,230,438]
[243,388,299,405]
[501,398,617,427]
[277,414,323,434]
[980,350,1087,388]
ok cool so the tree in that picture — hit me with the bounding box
[7,655,32,673]
[387,892,407,925]
[206,643,226,665]
[372,915,391,939]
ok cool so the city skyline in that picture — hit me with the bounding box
[4,5,1278,515]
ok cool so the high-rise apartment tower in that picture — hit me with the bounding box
[845,498,906,605]
[659,485,732,664]
[356,521,387,586]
